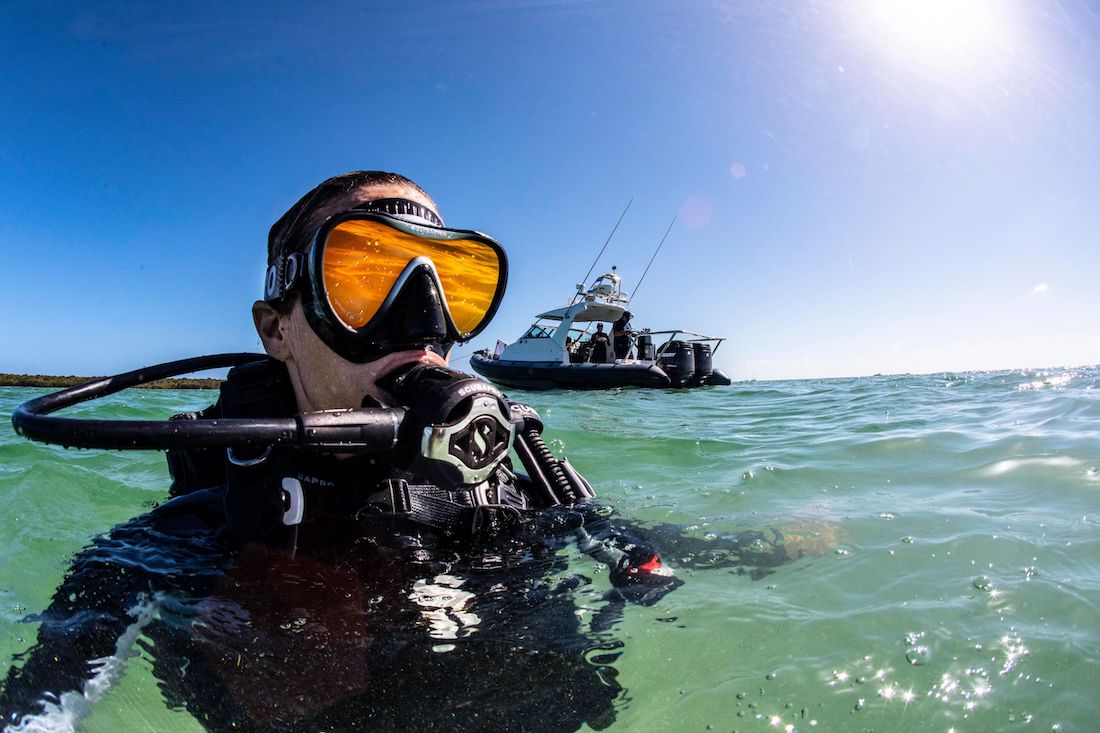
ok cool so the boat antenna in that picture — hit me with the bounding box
[629,215,676,304]
[571,198,632,304]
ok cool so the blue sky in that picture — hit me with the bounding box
[2,0,1098,380]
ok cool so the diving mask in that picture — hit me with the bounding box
[265,203,508,363]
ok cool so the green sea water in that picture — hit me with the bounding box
[1,366,1098,732]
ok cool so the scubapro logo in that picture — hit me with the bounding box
[449,415,510,469]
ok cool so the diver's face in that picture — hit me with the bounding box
[253,182,449,411]
[274,298,448,411]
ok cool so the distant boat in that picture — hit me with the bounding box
[470,270,731,390]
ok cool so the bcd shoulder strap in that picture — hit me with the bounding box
[166,358,295,497]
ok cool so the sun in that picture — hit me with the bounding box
[859,0,1008,71]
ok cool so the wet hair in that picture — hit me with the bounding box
[267,171,436,266]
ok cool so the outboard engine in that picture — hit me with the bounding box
[658,341,696,388]
[688,342,714,386]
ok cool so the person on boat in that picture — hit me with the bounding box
[1,171,828,733]
[612,311,633,360]
[587,323,611,362]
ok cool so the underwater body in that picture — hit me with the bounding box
[1,365,1098,732]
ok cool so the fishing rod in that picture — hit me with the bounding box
[628,215,676,305]
[570,198,633,305]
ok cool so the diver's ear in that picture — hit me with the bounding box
[252,300,292,361]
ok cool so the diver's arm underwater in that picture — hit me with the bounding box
[0,508,232,730]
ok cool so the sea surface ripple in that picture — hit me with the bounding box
[2,365,1099,732]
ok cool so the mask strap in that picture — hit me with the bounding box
[355,198,443,227]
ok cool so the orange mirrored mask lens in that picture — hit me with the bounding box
[321,219,502,333]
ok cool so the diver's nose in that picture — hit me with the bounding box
[383,265,448,343]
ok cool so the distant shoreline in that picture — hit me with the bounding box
[0,374,220,390]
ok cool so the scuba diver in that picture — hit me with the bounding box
[3,171,812,733]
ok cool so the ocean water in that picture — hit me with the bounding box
[1,366,1098,732]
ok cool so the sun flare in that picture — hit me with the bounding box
[861,0,1007,70]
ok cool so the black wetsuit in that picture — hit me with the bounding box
[0,368,793,732]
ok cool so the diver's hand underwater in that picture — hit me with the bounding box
[609,550,684,606]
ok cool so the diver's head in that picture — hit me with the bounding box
[252,172,508,411]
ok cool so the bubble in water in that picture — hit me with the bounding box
[879,512,896,521]
[1023,566,1038,580]
[906,646,931,665]
[973,576,995,592]
[746,538,770,553]
[904,631,925,645]
[834,546,852,556]
[901,536,915,544]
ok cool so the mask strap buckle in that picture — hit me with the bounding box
[265,252,305,301]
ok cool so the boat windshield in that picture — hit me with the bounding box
[522,323,558,339]
[566,326,593,342]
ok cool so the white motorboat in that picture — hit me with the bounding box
[470,270,732,390]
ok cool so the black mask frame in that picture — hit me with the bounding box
[265,210,508,363]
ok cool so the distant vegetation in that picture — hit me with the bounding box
[0,374,220,390]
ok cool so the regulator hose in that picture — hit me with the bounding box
[509,404,595,506]
[11,353,405,453]
[521,427,575,499]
